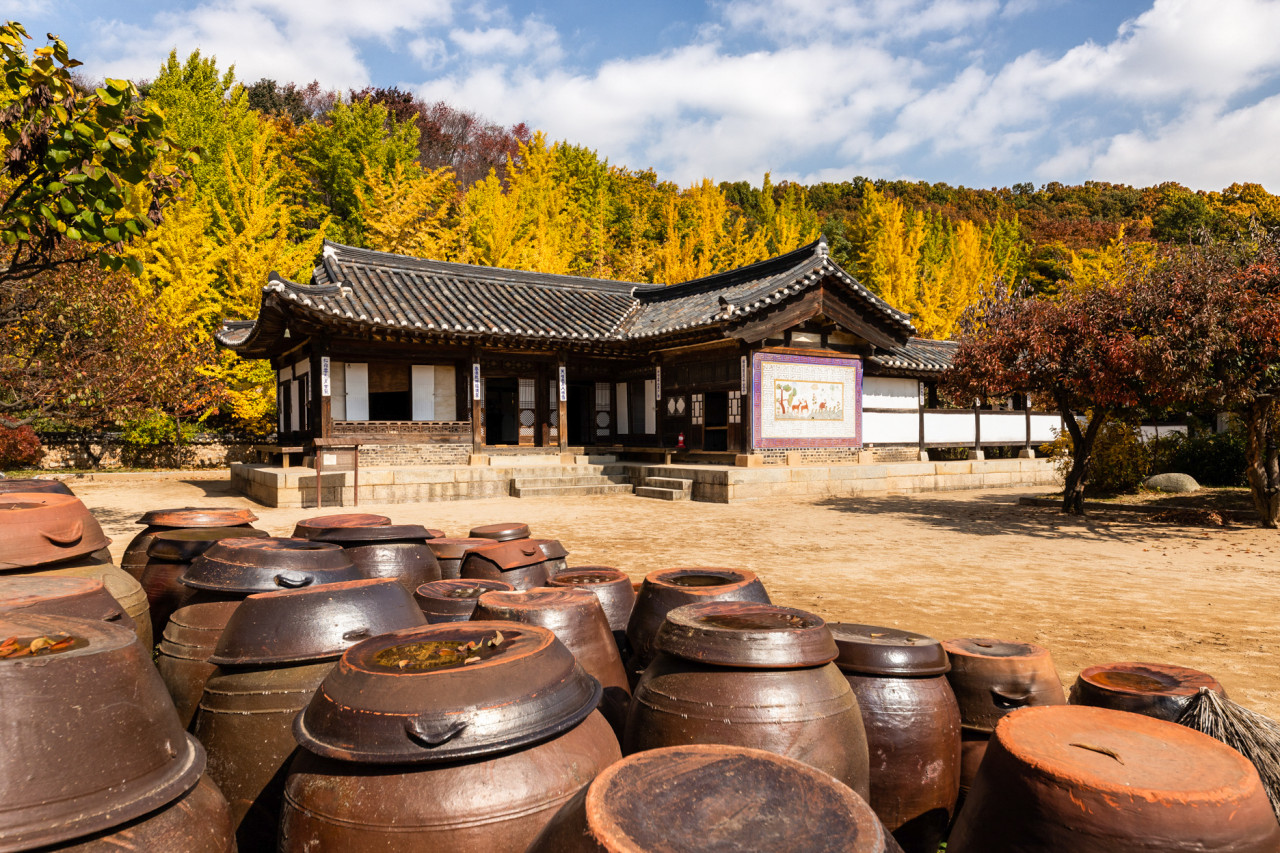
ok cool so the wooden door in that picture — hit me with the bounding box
[518,377,536,446]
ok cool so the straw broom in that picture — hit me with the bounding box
[1177,687,1280,822]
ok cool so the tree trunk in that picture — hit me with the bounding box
[1057,398,1108,516]
[1244,397,1280,529]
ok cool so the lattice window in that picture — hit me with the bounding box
[595,381,612,438]
[518,378,536,445]
[729,391,741,424]
[692,393,704,425]
[547,380,559,442]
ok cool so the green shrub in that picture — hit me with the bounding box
[1044,416,1150,495]
[1149,428,1247,487]
[119,410,199,447]
[0,424,43,469]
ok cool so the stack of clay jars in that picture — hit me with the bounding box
[122,507,259,581]
[1069,661,1227,721]
[624,600,871,800]
[474,587,632,736]
[942,637,1065,803]
[830,624,961,853]
[0,492,153,647]
[949,704,1280,851]
[530,744,903,853]
[311,524,442,594]
[0,611,235,851]
[192,578,426,851]
[460,538,567,590]
[157,537,364,726]
[140,526,270,642]
[282,621,621,851]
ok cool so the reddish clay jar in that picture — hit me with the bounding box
[459,539,563,590]
[624,601,870,799]
[1070,661,1227,722]
[141,527,270,643]
[0,492,111,570]
[548,567,636,634]
[625,567,771,681]
[468,521,530,541]
[157,600,242,728]
[281,623,620,852]
[831,624,961,853]
[0,478,74,496]
[0,614,206,851]
[310,524,442,594]
[948,705,1280,852]
[414,578,515,622]
[424,537,492,580]
[291,513,390,540]
[529,744,903,853]
[122,507,258,581]
[0,575,135,634]
[474,587,632,737]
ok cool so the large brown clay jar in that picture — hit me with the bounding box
[43,775,236,853]
[831,623,961,853]
[414,578,515,622]
[122,507,258,581]
[949,704,1280,852]
[140,527,269,643]
[310,524,442,594]
[474,587,631,737]
[157,599,242,729]
[944,637,1065,803]
[192,579,426,851]
[424,537,492,580]
[22,552,153,649]
[459,539,562,590]
[281,622,620,852]
[290,512,390,540]
[1070,661,1226,721]
[548,567,636,658]
[0,575,135,634]
[624,567,771,682]
[624,601,871,799]
[529,744,903,853]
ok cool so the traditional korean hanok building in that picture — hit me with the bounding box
[217,237,1060,504]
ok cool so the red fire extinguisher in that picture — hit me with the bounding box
[677,432,685,449]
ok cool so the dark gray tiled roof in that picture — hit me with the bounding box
[216,238,918,353]
[869,337,958,374]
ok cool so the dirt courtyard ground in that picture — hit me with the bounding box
[65,470,1280,719]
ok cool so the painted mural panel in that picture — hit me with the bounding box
[752,352,862,448]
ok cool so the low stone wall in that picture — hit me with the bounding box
[39,437,258,470]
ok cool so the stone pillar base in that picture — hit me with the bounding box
[968,449,985,460]
[1018,447,1036,459]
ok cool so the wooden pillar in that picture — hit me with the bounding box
[917,381,926,454]
[557,356,569,452]
[973,401,982,457]
[470,351,483,453]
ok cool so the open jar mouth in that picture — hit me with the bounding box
[1089,669,1180,692]
[444,586,490,599]
[556,573,612,584]
[371,632,510,671]
[667,573,737,587]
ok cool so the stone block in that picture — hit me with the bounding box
[934,461,973,475]
[468,454,488,466]
[735,454,763,467]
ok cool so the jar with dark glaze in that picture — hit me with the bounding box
[0,614,208,851]
[949,705,1280,853]
[830,623,961,853]
[530,744,904,853]
[281,622,620,852]
[157,599,242,728]
[625,567,771,682]
[45,775,236,853]
[468,521,530,541]
[291,513,390,540]
[193,578,426,851]
[181,537,364,599]
[0,575,135,635]
[140,527,270,643]
[943,637,1065,802]
[424,537,492,579]
[547,567,636,644]
[414,578,515,622]
[19,550,153,649]
[310,524,442,594]
[122,507,258,581]
[1070,661,1226,722]
[459,539,563,590]
[474,587,631,737]
[624,601,870,799]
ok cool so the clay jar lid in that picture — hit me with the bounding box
[0,478,74,496]
[949,705,1280,852]
[656,601,837,669]
[181,537,362,593]
[292,513,391,540]
[136,507,258,528]
[425,537,492,560]
[0,614,204,850]
[295,621,601,764]
[146,526,270,563]
[414,579,516,622]
[944,638,1051,660]
[640,566,769,598]
[209,578,427,666]
[829,623,950,677]
[531,744,891,853]
[310,524,433,544]
[1073,662,1225,721]
[469,522,531,541]
[0,575,134,632]
[0,493,111,569]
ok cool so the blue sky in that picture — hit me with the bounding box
[5,0,1279,192]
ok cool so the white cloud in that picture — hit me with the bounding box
[448,17,562,66]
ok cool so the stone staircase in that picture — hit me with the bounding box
[508,455,634,498]
[634,475,693,501]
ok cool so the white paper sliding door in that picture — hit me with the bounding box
[345,363,369,421]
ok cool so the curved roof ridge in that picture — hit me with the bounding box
[638,237,827,303]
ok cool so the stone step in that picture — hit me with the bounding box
[635,486,689,501]
[511,483,635,498]
[487,455,564,467]
[585,454,618,464]
[511,475,620,489]
[645,477,692,492]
